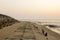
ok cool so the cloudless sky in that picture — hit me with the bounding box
[0,0,60,20]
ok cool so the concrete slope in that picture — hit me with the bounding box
[0,21,60,40]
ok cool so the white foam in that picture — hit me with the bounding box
[46,26,60,34]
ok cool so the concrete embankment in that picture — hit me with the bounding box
[0,21,60,40]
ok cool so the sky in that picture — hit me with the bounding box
[0,0,60,20]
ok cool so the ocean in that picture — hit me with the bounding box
[19,19,60,25]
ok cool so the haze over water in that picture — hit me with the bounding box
[0,0,60,24]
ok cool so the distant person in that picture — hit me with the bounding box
[42,29,44,34]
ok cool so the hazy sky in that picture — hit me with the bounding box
[0,0,60,20]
